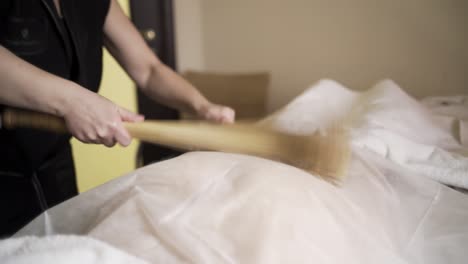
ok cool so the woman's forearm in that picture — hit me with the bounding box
[0,45,82,116]
[103,0,234,123]
[139,62,210,115]
[139,64,235,123]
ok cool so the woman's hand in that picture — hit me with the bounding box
[0,41,142,147]
[60,88,144,147]
[197,103,235,124]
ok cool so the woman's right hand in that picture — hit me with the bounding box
[60,88,144,147]
[0,45,142,146]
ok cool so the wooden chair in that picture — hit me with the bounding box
[182,70,270,120]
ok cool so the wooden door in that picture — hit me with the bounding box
[130,0,181,166]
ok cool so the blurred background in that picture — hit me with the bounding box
[74,0,468,192]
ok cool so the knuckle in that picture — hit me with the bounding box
[87,133,98,142]
[104,139,116,148]
[96,125,110,137]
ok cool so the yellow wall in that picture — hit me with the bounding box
[72,0,139,192]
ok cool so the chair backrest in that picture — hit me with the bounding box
[182,71,270,120]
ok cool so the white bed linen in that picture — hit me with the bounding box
[265,79,468,188]
[421,95,468,147]
[11,80,468,264]
[0,235,149,264]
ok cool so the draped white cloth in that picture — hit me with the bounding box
[421,95,468,148]
[0,235,149,264]
[13,80,468,264]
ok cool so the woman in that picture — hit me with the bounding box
[0,0,234,236]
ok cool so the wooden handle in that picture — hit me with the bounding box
[1,108,68,132]
[124,121,279,153]
[0,107,260,151]
[1,107,289,154]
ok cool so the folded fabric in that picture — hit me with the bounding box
[421,95,468,148]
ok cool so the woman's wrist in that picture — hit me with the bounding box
[192,98,212,118]
[51,81,87,117]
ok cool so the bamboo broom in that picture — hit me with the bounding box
[1,108,350,182]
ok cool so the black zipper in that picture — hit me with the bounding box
[61,4,84,81]
[40,0,82,80]
[40,0,66,43]
[31,172,49,211]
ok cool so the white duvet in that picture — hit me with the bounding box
[7,80,468,264]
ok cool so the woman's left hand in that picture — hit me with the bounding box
[198,103,235,124]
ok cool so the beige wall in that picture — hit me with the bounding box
[176,0,468,112]
[174,0,205,72]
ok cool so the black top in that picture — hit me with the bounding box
[47,0,75,79]
[0,0,110,172]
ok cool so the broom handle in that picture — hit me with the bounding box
[0,108,255,151]
[0,107,199,136]
[1,108,68,132]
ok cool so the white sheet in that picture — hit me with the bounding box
[421,95,468,147]
[0,235,148,264]
[10,80,468,264]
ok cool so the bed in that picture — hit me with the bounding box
[2,79,468,264]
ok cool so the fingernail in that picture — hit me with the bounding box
[121,139,131,147]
